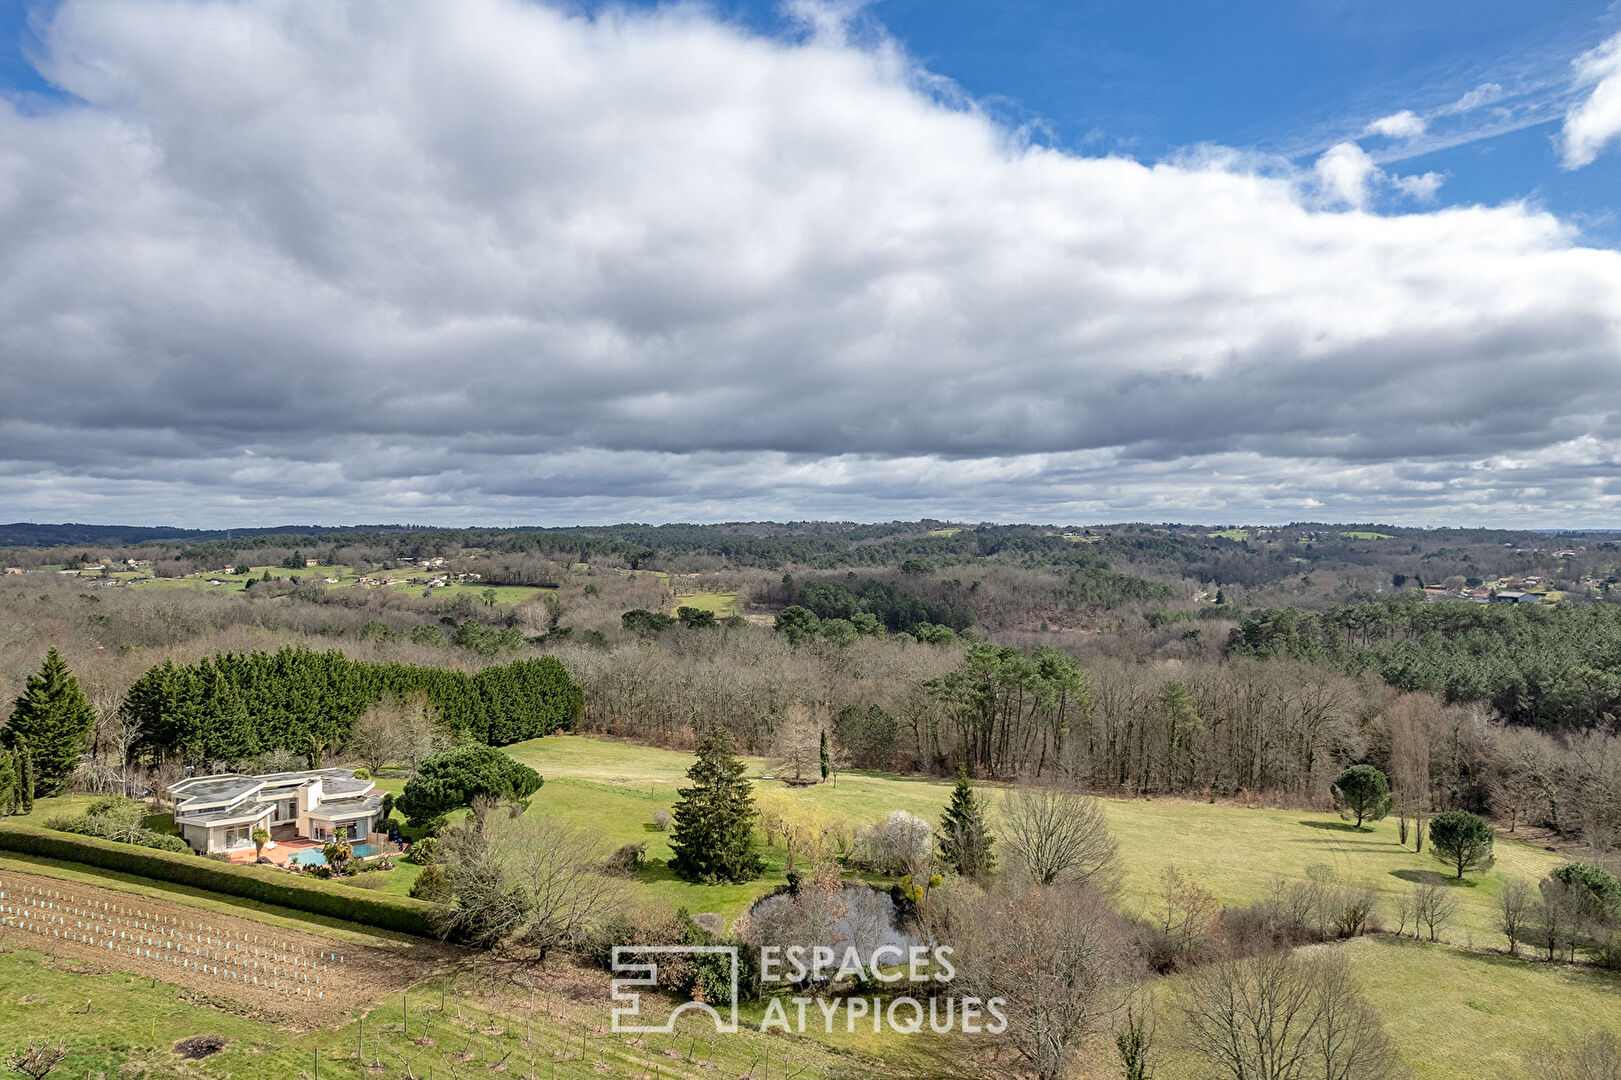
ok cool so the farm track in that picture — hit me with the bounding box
[0,868,453,1025]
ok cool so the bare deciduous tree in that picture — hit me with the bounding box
[1181,951,1398,1080]
[496,813,625,960]
[999,782,1120,889]
[946,882,1133,1080]
[1410,881,1458,943]
[1499,877,1533,956]
[347,691,440,773]
[1525,1029,1621,1080]
[3,1038,68,1080]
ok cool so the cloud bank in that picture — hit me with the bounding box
[1,0,1620,527]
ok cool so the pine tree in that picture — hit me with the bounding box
[938,763,994,878]
[6,649,96,797]
[819,730,831,781]
[668,728,764,884]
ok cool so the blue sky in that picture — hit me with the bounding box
[687,0,1621,235]
[1,0,1620,527]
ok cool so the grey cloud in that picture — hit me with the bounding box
[1,0,1620,527]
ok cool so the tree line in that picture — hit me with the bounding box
[121,647,580,764]
[1229,600,1621,729]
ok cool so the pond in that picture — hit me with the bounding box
[748,883,923,955]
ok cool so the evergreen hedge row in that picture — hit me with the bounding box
[0,824,443,937]
[122,647,582,762]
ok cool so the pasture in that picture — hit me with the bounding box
[502,736,1567,941]
[670,591,740,617]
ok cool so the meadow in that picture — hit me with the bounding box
[0,735,1611,1079]
[499,736,1566,941]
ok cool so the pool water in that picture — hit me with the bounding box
[287,842,382,866]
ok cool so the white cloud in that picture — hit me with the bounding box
[1312,142,1441,206]
[1313,142,1380,208]
[1364,109,1427,139]
[1391,171,1445,201]
[0,0,1617,525]
[1561,32,1621,168]
[1437,82,1504,117]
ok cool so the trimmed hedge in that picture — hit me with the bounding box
[0,823,443,937]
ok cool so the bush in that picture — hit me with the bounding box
[409,861,453,903]
[0,823,441,936]
[652,810,671,832]
[850,810,933,876]
[405,837,439,865]
[604,842,647,876]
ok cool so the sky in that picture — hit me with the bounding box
[1,0,1620,529]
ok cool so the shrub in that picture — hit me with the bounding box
[851,810,933,876]
[405,836,439,865]
[652,810,671,832]
[0,823,441,936]
[409,862,453,903]
[605,842,647,876]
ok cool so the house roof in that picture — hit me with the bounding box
[170,767,371,815]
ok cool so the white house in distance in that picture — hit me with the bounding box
[167,768,383,855]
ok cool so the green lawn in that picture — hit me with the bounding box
[387,581,552,606]
[670,591,739,617]
[1341,530,1396,540]
[1151,935,1621,1080]
[500,737,1564,941]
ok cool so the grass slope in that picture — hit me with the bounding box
[502,737,1565,940]
[1150,935,1621,1080]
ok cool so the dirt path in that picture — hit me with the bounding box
[0,868,453,1024]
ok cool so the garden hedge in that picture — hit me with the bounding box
[0,823,443,937]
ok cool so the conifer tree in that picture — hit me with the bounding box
[6,649,96,797]
[0,749,15,815]
[938,763,994,878]
[668,728,764,884]
[15,739,34,813]
[819,730,831,781]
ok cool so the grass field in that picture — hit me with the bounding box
[1149,935,1621,1080]
[1341,530,1397,540]
[498,737,1566,942]
[670,591,739,617]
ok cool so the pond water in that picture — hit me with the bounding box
[748,883,923,954]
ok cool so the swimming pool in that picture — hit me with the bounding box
[287,842,382,867]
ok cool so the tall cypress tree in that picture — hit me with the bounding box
[938,763,994,879]
[668,728,764,884]
[0,748,15,815]
[6,649,97,797]
[15,740,34,813]
[819,730,831,781]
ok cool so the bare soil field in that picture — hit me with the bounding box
[0,868,454,1025]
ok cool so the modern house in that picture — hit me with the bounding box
[167,769,383,856]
